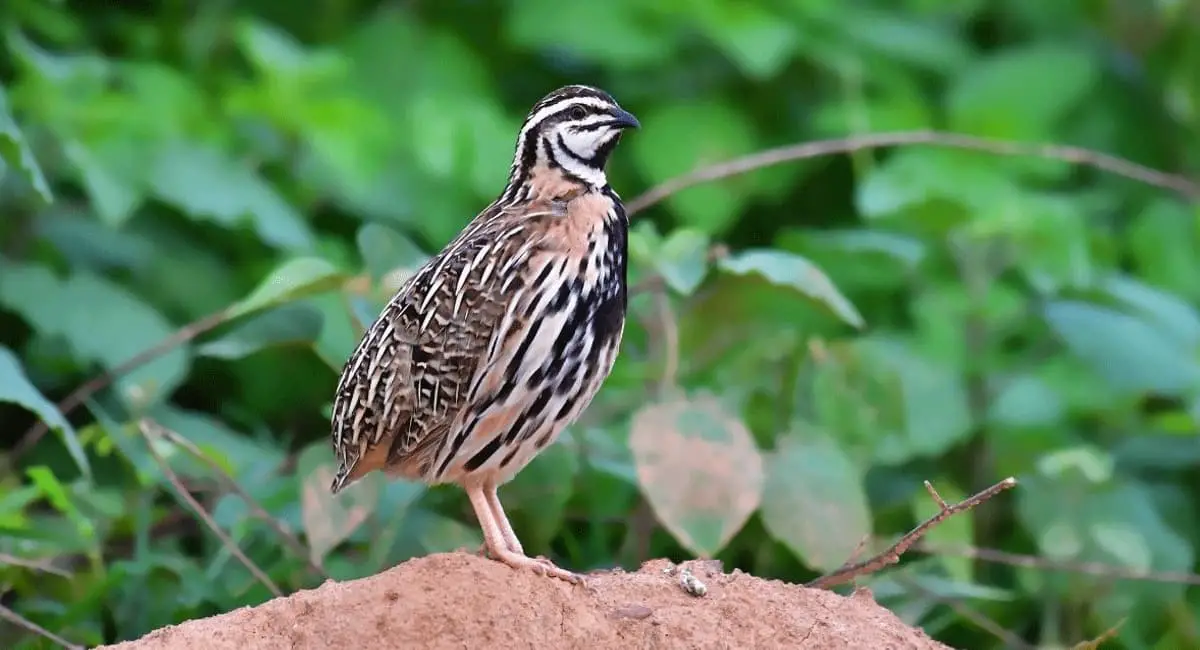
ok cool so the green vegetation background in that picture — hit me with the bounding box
[2,1,1200,648]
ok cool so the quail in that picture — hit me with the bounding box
[329,85,639,583]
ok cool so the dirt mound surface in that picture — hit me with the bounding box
[100,552,952,649]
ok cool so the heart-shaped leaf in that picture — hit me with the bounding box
[760,429,871,572]
[629,393,763,557]
[719,249,865,329]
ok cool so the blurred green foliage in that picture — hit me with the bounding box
[2,1,1200,648]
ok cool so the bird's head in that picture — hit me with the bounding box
[504,85,639,194]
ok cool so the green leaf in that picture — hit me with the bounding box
[988,374,1066,429]
[311,292,365,371]
[0,85,53,204]
[630,100,759,234]
[356,222,428,280]
[839,9,972,74]
[1127,199,1200,301]
[63,138,145,227]
[503,442,580,551]
[855,149,1018,231]
[121,406,287,484]
[946,44,1099,139]
[694,4,796,79]
[1043,300,1200,397]
[1018,474,1192,604]
[718,249,864,328]
[759,430,870,572]
[655,229,710,295]
[507,0,672,68]
[0,346,89,479]
[629,394,764,557]
[0,264,190,407]
[808,339,908,466]
[227,257,347,319]
[873,338,973,459]
[197,304,324,360]
[418,511,484,555]
[27,466,95,543]
[1100,275,1200,350]
[810,336,972,465]
[777,228,927,294]
[148,142,314,251]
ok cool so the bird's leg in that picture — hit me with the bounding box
[484,480,524,556]
[484,480,580,580]
[465,484,581,584]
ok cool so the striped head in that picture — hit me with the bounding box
[502,85,640,200]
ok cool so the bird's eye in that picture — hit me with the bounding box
[569,106,587,121]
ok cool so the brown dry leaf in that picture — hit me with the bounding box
[629,393,764,557]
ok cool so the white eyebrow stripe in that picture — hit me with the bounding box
[517,97,613,141]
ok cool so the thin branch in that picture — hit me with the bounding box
[626,130,1200,215]
[137,419,283,598]
[1071,618,1127,650]
[12,309,232,461]
[140,418,328,579]
[11,131,1191,470]
[913,541,1200,587]
[807,477,1018,590]
[0,603,83,650]
[0,553,71,578]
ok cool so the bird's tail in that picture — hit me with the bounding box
[330,465,352,495]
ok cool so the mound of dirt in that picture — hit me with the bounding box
[100,552,953,649]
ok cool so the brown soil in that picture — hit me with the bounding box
[99,552,953,650]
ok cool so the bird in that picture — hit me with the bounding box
[328,85,640,584]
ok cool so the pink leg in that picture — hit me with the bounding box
[465,484,580,584]
[484,481,525,555]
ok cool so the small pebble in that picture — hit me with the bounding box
[678,567,708,597]
[612,604,653,620]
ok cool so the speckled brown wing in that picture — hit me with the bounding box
[328,203,547,493]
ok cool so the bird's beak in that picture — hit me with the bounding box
[610,107,640,130]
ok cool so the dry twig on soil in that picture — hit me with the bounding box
[807,477,1018,590]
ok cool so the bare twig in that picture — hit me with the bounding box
[0,553,71,578]
[137,419,283,598]
[807,477,1018,590]
[12,131,1192,469]
[913,541,1200,587]
[1071,618,1127,650]
[626,130,1200,215]
[0,603,84,650]
[140,418,328,579]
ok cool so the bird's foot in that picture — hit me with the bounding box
[493,547,584,585]
[474,539,526,558]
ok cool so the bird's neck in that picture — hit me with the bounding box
[500,135,607,204]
